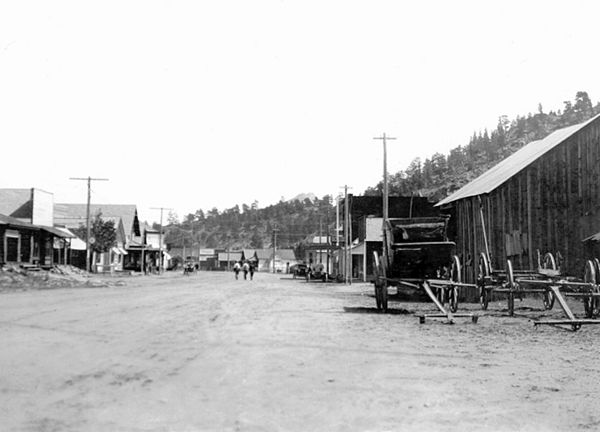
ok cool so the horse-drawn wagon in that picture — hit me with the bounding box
[372,216,478,324]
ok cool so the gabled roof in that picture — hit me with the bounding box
[54,204,138,236]
[437,114,600,207]
[242,249,257,259]
[255,249,273,260]
[0,189,32,218]
[276,249,297,261]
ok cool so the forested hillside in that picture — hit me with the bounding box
[365,91,600,201]
[164,91,599,252]
[164,196,336,252]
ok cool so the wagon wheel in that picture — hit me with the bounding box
[541,252,556,310]
[373,252,382,309]
[583,260,596,319]
[437,288,445,304]
[373,251,388,312]
[478,253,491,310]
[448,255,461,313]
[506,259,515,316]
[593,258,600,317]
[543,252,557,270]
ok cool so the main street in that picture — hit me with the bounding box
[1,271,599,431]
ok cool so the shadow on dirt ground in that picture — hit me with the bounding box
[343,306,413,315]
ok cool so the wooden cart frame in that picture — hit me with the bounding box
[372,216,478,324]
[477,250,600,331]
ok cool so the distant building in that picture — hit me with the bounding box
[0,188,72,267]
[217,251,242,270]
[303,236,334,273]
[54,203,143,272]
[0,213,71,267]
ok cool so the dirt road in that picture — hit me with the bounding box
[1,271,599,431]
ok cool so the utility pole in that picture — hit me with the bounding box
[325,197,330,280]
[373,133,396,272]
[319,216,323,264]
[341,185,352,284]
[69,176,109,273]
[150,207,173,274]
[272,228,279,273]
[336,194,341,247]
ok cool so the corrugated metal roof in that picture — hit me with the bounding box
[436,114,600,207]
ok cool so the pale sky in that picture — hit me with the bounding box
[1,1,599,223]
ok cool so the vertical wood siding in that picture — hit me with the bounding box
[453,121,600,291]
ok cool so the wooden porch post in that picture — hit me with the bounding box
[363,245,367,282]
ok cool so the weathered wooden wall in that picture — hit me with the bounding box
[453,120,600,287]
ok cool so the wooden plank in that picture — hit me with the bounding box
[578,138,583,200]
[527,169,533,269]
[546,152,552,255]
[501,187,506,265]
[550,285,576,321]
[563,143,569,270]
[421,280,452,322]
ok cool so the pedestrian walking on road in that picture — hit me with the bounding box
[233,261,241,280]
[243,261,250,280]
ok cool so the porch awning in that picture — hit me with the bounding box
[41,226,73,238]
[111,247,128,255]
[70,237,87,250]
[55,227,78,238]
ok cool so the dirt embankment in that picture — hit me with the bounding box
[0,264,127,291]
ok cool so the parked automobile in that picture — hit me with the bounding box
[306,263,334,282]
[290,263,308,278]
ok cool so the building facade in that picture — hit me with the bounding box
[437,114,600,282]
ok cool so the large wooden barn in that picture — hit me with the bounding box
[437,113,600,283]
